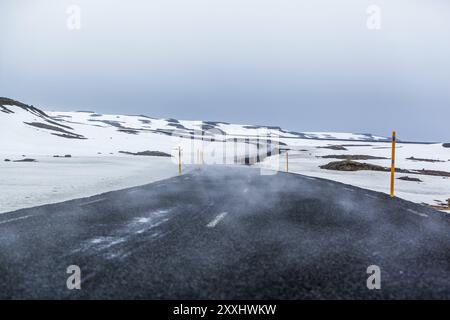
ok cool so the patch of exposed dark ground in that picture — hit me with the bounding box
[414,169,450,177]
[243,124,282,130]
[167,122,189,130]
[88,119,125,128]
[318,145,348,150]
[87,119,155,135]
[320,160,450,177]
[443,143,450,148]
[204,120,230,126]
[12,158,37,162]
[407,156,444,163]
[44,118,74,130]
[51,133,87,139]
[320,160,386,172]
[53,155,72,158]
[118,150,171,157]
[428,199,450,211]
[398,176,422,182]
[0,97,48,118]
[24,122,86,139]
[201,123,226,135]
[117,129,139,135]
[321,155,388,160]
[0,105,14,114]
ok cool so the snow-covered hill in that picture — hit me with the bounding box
[1,97,449,213]
[0,97,389,157]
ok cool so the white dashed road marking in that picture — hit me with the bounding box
[0,215,32,225]
[407,208,428,218]
[80,198,107,207]
[206,212,228,228]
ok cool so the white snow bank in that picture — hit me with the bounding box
[0,156,180,214]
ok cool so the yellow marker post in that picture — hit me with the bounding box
[178,146,182,176]
[390,131,396,198]
[285,150,289,172]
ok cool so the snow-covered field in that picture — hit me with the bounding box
[259,141,450,212]
[0,156,179,214]
[1,97,449,213]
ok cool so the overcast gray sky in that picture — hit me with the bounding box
[1,0,449,141]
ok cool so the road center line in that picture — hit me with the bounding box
[80,198,107,207]
[206,212,228,228]
[407,208,428,218]
[0,215,32,225]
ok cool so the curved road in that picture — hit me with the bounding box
[0,166,449,299]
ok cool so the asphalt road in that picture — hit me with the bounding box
[0,166,449,299]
